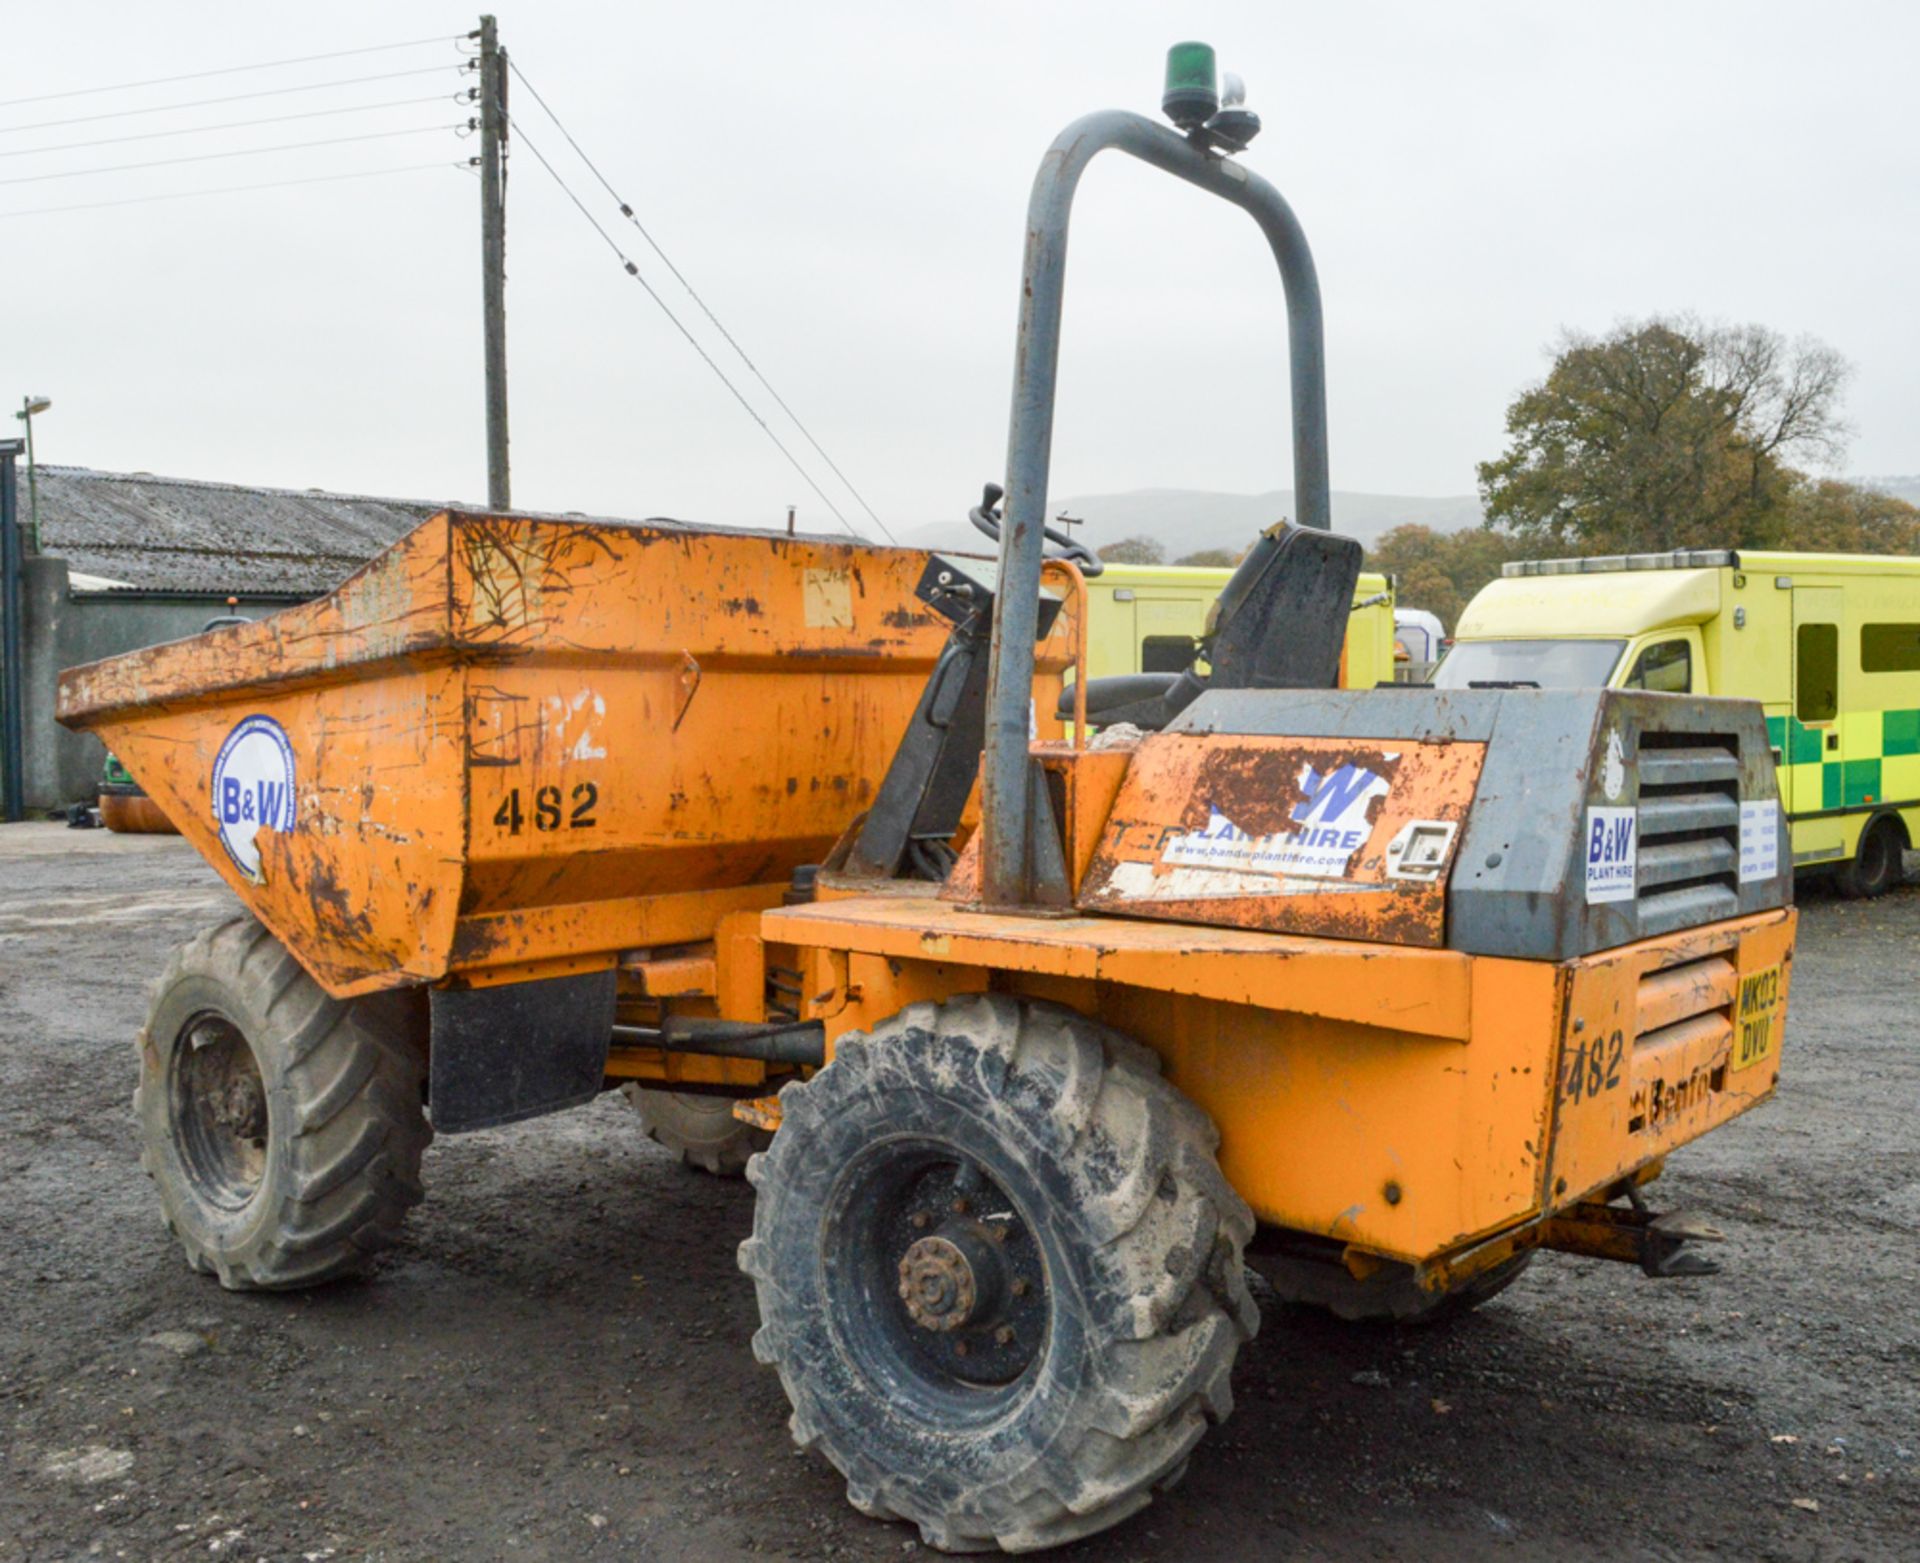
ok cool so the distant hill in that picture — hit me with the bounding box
[1859,475,1920,508]
[896,487,1482,559]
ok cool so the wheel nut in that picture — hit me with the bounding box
[1011,1278,1029,1297]
[911,1211,930,1229]
[996,1326,1015,1347]
[951,1197,970,1215]
[953,1340,968,1357]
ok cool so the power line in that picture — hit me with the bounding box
[0,160,454,220]
[0,35,459,109]
[0,123,462,187]
[0,94,453,160]
[511,117,868,539]
[508,58,896,543]
[0,66,463,137]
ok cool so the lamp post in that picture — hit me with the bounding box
[14,396,49,554]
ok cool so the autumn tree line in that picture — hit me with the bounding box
[1097,316,1920,629]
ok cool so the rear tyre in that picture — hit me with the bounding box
[1838,817,1906,900]
[739,995,1258,1553]
[136,917,431,1290]
[621,1085,770,1176]
[1254,1247,1532,1325]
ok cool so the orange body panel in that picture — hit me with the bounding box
[58,513,1071,997]
[762,894,1795,1264]
[1547,911,1794,1203]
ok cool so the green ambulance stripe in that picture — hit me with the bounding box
[1765,710,1920,810]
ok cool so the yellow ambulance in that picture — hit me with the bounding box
[1439,550,1920,896]
[1085,563,1397,689]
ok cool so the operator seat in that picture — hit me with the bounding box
[1059,520,1363,731]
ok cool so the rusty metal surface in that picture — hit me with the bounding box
[1546,908,1796,1203]
[1077,732,1484,946]
[762,892,1475,1042]
[59,512,1071,997]
[1172,686,1793,960]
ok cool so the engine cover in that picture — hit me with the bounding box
[1078,732,1484,947]
[1077,687,1791,958]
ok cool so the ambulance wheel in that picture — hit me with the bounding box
[1838,816,1906,900]
[621,1085,770,1176]
[136,917,431,1290]
[1255,1248,1533,1325]
[738,995,1258,1553]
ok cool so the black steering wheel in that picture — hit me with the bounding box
[967,482,1104,578]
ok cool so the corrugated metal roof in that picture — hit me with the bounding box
[34,466,449,597]
[32,465,867,598]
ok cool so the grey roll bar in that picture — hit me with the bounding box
[977,108,1332,908]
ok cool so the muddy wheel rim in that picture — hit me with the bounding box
[826,1139,1049,1413]
[170,1012,269,1210]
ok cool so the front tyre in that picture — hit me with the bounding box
[620,1084,770,1176]
[136,917,431,1290]
[738,995,1257,1553]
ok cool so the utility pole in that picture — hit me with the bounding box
[477,15,511,511]
[13,397,49,553]
[1,438,25,822]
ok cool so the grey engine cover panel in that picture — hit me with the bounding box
[1169,686,1790,960]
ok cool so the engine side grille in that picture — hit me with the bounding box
[1635,732,1742,935]
[1628,949,1736,1134]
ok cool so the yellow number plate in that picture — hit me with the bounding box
[1731,963,1783,1073]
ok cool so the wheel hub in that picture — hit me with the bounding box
[212,1073,267,1141]
[899,1234,983,1330]
[173,1014,269,1209]
[851,1151,1049,1388]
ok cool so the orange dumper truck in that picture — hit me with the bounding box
[58,46,1795,1555]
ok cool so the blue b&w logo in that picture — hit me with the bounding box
[1584,805,1637,904]
[211,714,298,880]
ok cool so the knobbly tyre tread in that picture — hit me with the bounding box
[737,995,1258,1553]
[135,915,431,1290]
[619,1084,770,1176]
[1256,1247,1533,1325]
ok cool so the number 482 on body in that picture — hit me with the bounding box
[491,783,598,834]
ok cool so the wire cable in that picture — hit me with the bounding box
[0,124,461,187]
[0,160,453,220]
[512,117,865,537]
[508,59,896,542]
[0,94,452,159]
[0,35,460,109]
[0,67,463,137]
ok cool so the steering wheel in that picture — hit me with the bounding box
[967,482,1104,578]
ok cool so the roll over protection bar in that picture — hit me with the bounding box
[978,108,1333,908]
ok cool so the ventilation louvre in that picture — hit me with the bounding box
[1634,732,1743,935]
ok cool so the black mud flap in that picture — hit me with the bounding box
[428,970,617,1133]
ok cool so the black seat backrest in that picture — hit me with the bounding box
[1056,521,1363,732]
[1207,521,1363,691]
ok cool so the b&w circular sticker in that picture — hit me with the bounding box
[211,714,298,879]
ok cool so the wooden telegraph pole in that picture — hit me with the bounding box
[478,15,510,510]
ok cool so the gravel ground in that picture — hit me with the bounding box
[2,821,1916,1562]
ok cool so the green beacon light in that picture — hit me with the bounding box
[1162,40,1219,131]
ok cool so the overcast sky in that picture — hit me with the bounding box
[5,1,1917,541]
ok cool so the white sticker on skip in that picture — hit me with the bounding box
[1584,806,1637,904]
[1739,799,1780,883]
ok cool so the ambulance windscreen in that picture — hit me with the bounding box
[1431,638,1626,690]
